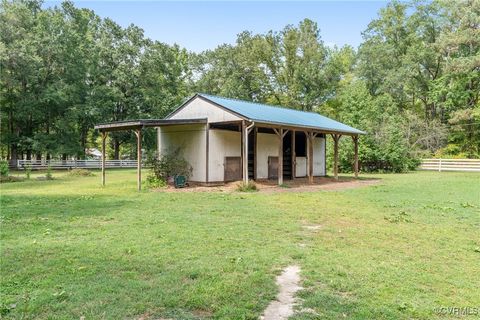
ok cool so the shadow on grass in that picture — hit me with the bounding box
[1,193,136,219]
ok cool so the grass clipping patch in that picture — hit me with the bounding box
[385,211,413,223]
[67,169,95,177]
[236,181,258,192]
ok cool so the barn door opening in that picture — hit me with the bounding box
[248,129,255,179]
[283,131,292,179]
[224,156,242,182]
[268,156,278,179]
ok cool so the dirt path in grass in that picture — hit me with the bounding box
[256,177,380,193]
[261,265,302,320]
[160,177,380,193]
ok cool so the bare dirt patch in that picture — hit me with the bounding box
[156,176,380,193]
[257,176,380,193]
[261,265,302,320]
[302,224,322,231]
[191,309,213,318]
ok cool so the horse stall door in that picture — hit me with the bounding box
[268,156,279,180]
[224,156,242,182]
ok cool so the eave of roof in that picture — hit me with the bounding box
[94,118,207,132]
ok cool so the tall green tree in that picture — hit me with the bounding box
[1,0,42,165]
[193,19,348,112]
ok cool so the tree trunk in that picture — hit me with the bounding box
[80,127,87,160]
[8,106,15,166]
[9,144,17,167]
[113,138,120,160]
[46,121,50,161]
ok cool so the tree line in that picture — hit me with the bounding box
[1,0,479,171]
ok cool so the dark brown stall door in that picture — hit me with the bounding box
[268,156,278,179]
[224,156,242,182]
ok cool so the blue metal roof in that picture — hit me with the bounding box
[198,93,365,135]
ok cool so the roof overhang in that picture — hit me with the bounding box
[248,120,365,136]
[94,118,208,132]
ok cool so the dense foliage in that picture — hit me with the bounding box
[0,159,8,176]
[1,0,479,171]
[0,0,188,164]
[146,148,193,184]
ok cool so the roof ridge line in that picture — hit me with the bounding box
[198,92,324,117]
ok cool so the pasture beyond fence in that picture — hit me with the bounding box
[17,159,139,170]
[419,159,480,172]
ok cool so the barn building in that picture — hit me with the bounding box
[95,93,365,190]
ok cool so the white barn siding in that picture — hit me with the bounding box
[295,136,325,177]
[313,137,326,176]
[256,132,278,179]
[296,157,307,177]
[169,97,241,122]
[208,129,241,182]
[157,124,207,182]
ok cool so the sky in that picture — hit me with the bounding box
[44,1,389,52]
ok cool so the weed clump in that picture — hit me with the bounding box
[45,165,54,180]
[0,160,9,177]
[236,181,257,192]
[68,169,95,177]
[385,211,412,223]
[0,161,25,183]
[145,175,167,189]
[25,164,32,179]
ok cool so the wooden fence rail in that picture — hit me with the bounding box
[17,159,139,170]
[419,159,480,172]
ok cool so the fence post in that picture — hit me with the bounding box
[439,158,442,172]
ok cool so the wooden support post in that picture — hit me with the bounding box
[274,128,288,186]
[134,128,142,191]
[101,131,107,186]
[241,122,255,184]
[307,132,318,184]
[242,122,248,184]
[157,127,163,159]
[308,133,313,184]
[304,132,310,182]
[206,124,209,183]
[277,128,283,185]
[292,130,296,180]
[253,127,258,180]
[352,135,359,178]
[332,134,341,180]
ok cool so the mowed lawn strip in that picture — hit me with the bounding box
[1,170,479,319]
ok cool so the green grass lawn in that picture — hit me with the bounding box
[1,170,479,319]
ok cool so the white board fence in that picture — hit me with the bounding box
[419,159,480,172]
[17,159,139,170]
